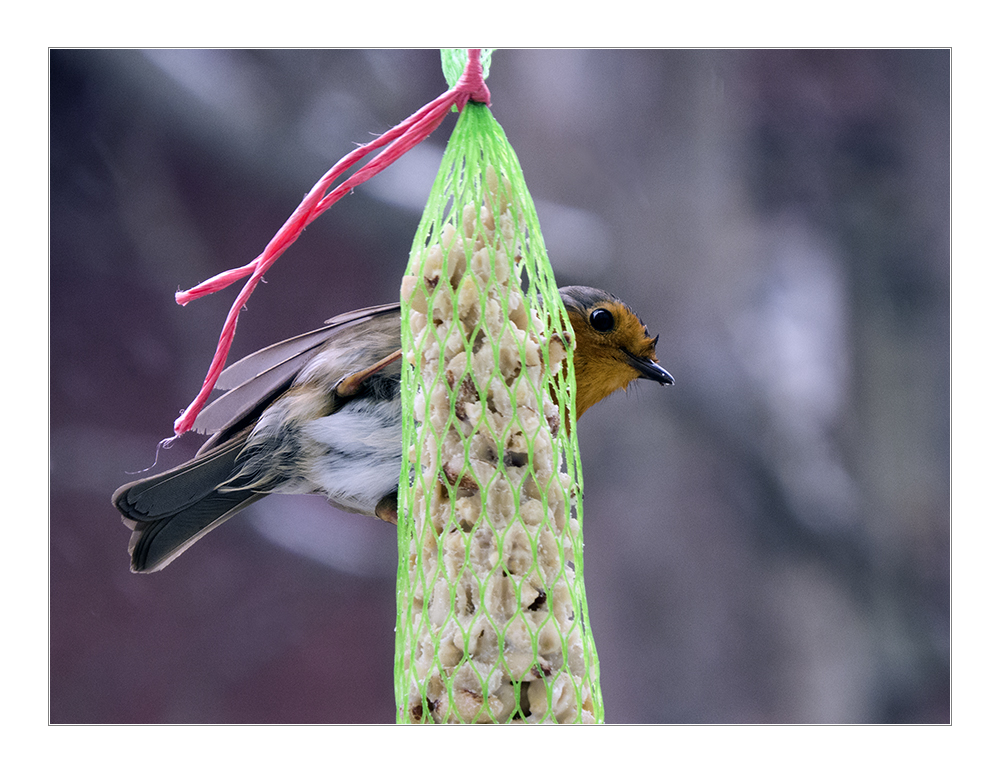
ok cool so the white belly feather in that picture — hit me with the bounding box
[300,394,403,515]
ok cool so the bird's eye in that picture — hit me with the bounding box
[589,308,615,333]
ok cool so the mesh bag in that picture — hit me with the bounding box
[395,102,603,723]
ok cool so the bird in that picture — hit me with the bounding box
[113,286,673,573]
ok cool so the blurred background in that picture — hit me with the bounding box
[50,49,949,723]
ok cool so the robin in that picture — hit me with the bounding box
[113,286,673,572]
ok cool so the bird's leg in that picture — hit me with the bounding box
[334,349,403,398]
[375,492,398,524]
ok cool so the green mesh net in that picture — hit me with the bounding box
[395,102,603,723]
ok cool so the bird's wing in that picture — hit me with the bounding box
[193,302,401,451]
[213,302,402,390]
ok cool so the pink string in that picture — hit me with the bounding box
[170,50,490,437]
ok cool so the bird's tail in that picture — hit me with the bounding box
[112,436,263,573]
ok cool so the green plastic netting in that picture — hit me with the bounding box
[395,100,603,723]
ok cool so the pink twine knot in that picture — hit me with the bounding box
[454,49,491,110]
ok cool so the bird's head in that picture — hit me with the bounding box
[559,286,673,418]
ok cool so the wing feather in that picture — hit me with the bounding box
[192,303,401,450]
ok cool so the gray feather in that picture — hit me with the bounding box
[194,303,401,449]
[114,434,263,572]
[215,302,400,389]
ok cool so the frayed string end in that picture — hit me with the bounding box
[126,434,179,475]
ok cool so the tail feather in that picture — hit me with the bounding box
[113,435,264,573]
[125,489,264,572]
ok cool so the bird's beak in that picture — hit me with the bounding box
[622,350,674,385]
